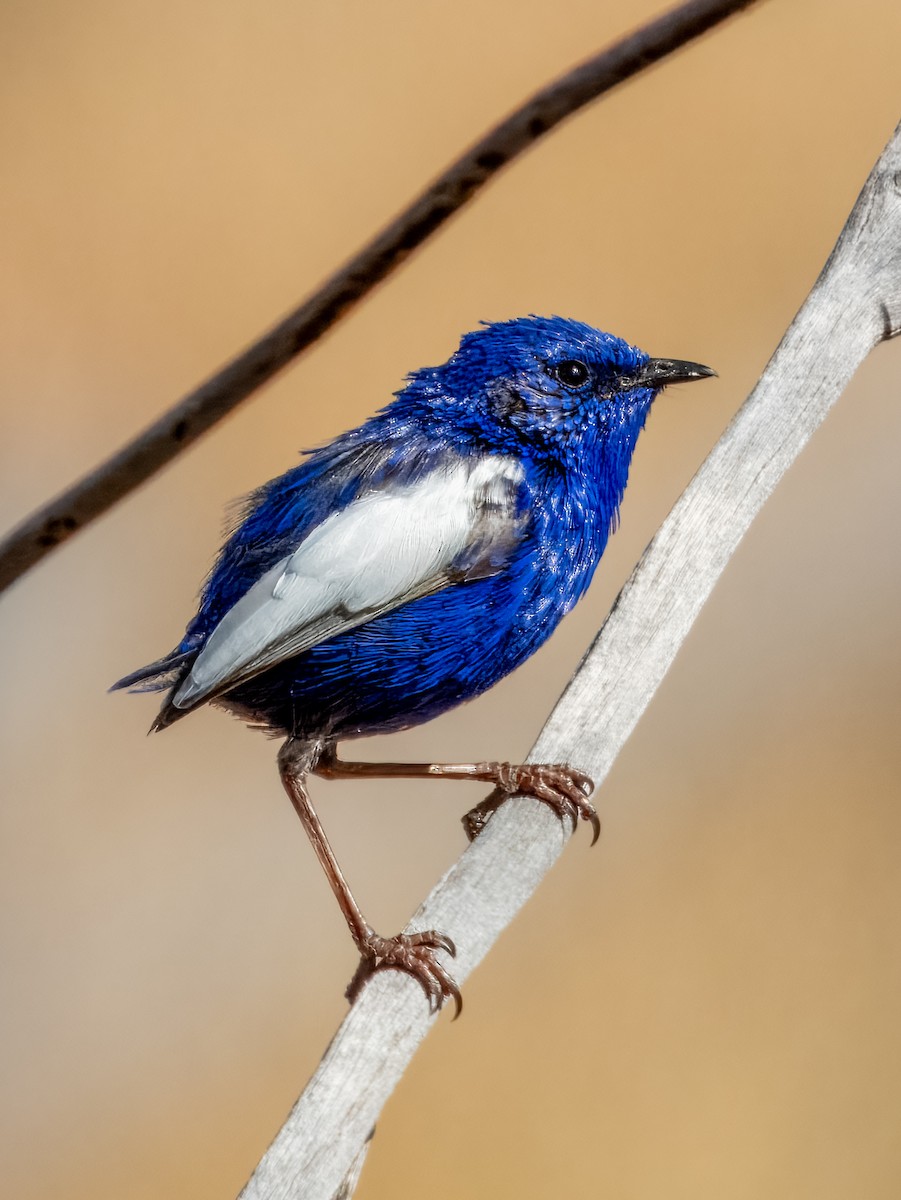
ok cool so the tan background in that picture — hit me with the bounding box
[2,2,901,1197]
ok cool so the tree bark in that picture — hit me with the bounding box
[238,118,901,1200]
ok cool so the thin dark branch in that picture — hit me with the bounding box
[0,0,761,595]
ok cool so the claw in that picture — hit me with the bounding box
[494,763,600,844]
[587,809,601,846]
[430,932,457,957]
[347,928,462,1017]
[463,765,598,844]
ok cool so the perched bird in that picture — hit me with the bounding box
[113,315,714,1013]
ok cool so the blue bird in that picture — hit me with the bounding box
[113,315,714,1013]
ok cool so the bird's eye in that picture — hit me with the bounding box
[553,360,590,389]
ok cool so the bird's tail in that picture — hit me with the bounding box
[109,648,194,694]
[109,648,197,733]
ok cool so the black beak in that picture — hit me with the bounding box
[633,358,717,389]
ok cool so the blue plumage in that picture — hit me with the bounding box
[114,315,714,1012]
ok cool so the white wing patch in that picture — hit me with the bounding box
[172,455,526,709]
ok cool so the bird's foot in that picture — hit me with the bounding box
[462,786,507,841]
[463,763,599,844]
[346,927,461,1017]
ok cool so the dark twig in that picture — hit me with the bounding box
[0,0,760,595]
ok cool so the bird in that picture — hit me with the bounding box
[112,315,714,1014]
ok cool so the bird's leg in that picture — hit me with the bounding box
[315,746,599,845]
[278,739,460,1015]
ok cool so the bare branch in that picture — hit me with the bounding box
[0,0,761,595]
[237,121,901,1200]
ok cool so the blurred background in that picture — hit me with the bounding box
[2,1,900,1197]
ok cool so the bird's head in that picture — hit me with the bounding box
[403,315,715,464]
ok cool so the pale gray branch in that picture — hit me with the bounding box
[0,0,760,596]
[237,120,901,1200]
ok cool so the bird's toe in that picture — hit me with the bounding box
[347,927,462,1017]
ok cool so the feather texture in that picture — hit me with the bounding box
[172,455,526,708]
[114,316,713,741]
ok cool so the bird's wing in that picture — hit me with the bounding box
[171,454,527,710]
